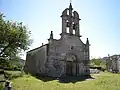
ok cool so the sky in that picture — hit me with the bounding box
[0,0,120,59]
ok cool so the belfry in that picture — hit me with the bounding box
[61,3,81,36]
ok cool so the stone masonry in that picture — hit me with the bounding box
[24,3,90,77]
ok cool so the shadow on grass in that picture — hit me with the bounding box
[35,74,94,83]
[58,75,94,83]
[35,74,56,82]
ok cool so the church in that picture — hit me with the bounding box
[24,3,90,77]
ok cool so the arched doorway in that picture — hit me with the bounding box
[65,54,76,76]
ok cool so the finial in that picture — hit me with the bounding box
[50,31,53,39]
[86,38,89,45]
[69,0,73,10]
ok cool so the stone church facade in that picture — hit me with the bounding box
[24,3,90,77]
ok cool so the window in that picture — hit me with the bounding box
[72,22,76,34]
[66,20,69,22]
[73,30,75,34]
[73,23,75,29]
[66,20,69,27]
[72,12,74,17]
[67,10,69,15]
[67,27,69,33]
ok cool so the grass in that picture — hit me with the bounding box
[11,72,120,90]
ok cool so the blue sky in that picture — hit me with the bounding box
[0,0,120,59]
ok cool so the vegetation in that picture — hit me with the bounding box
[90,58,106,69]
[4,70,24,80]
[0,13,32,57]
[0,56,24,71]
[0,12,32,69]
[5,72,119,90]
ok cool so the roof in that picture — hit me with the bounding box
[27,44,48,53]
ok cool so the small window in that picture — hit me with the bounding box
[66,20,69,27]
[72,12,74,17]
[67,10,69,15]
[73,30,75,34]
[67,27,69,33]
[71,46,73,50]
[73,23,75,29]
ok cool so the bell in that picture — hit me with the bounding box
[66,22,70,27]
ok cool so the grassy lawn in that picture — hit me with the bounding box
[11,72,120,90]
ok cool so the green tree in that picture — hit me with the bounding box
[90,58,106,69]
[0,13,32,62]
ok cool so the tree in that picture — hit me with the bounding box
[0,12,32,60]
[90,58,106,69]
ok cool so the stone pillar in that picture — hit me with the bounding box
[62,17,67,33]
[73,11,81,37]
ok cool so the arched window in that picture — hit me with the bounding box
[67,10,69,15]
[72,12,74,17]
[72,22,76,34]
[66,27,69,33]
[66,20,69,27]
[73,30,75,34]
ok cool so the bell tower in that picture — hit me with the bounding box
[60,3,81,37]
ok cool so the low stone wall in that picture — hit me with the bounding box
[90,69,100,74]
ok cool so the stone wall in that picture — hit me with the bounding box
[117,58,120,73]
[46,34,90,77]
[24,45,47,75]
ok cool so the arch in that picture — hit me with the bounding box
[65,52,78,76]
[73,30,75,34]
[65,52,77,62]
[62,8,69,16]
[66,54,76,62]
[66,27,69,33]
[73,11,79,19]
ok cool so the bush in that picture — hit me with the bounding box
[90,58,106,70]
[4,70,25,80]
